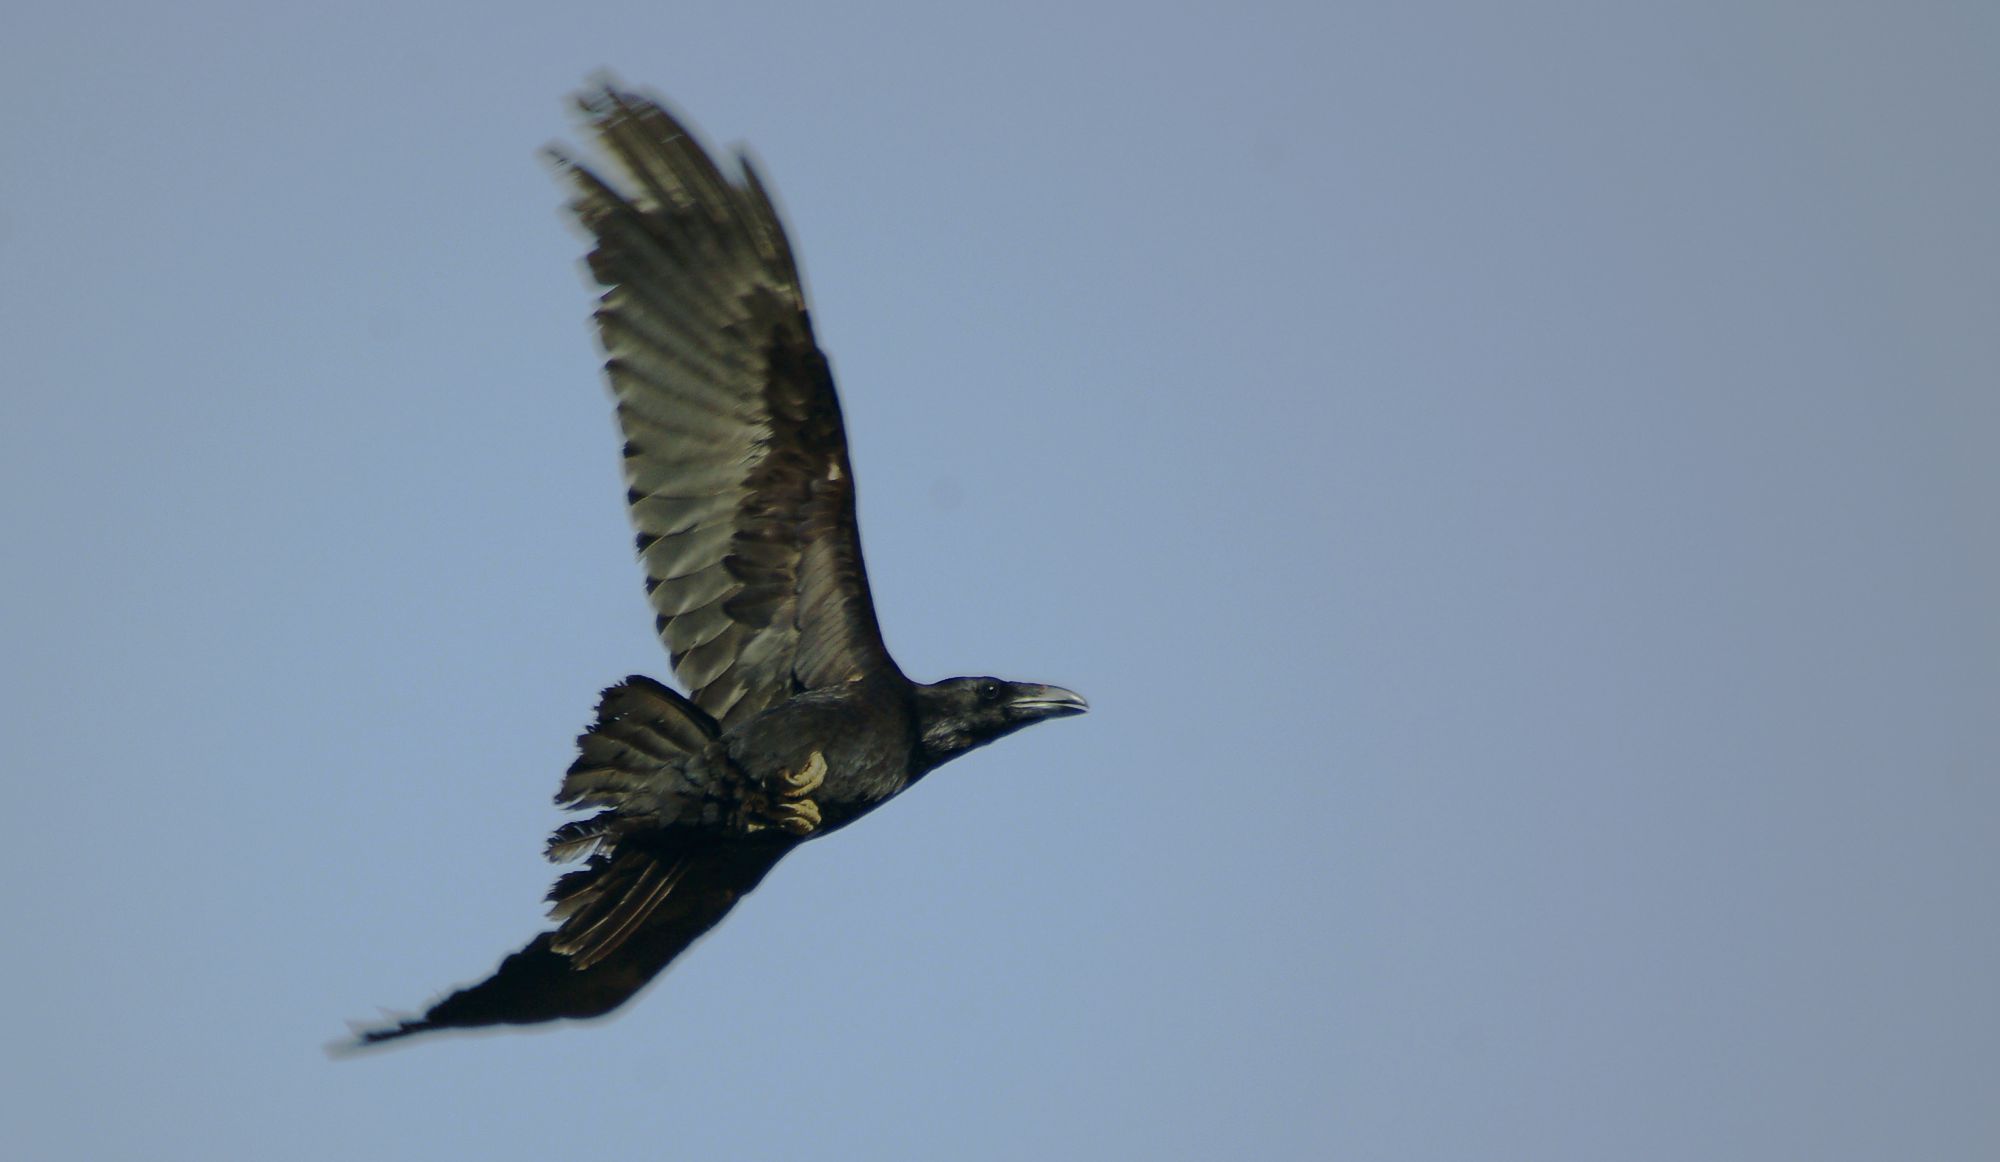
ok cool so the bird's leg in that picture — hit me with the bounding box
[769,750,826,834]
[742,750,826,836]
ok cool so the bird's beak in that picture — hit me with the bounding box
[1009,685,1089,720]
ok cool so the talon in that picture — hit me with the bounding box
[774,797,821,835]
[780,751,826,798]
[744,751,827,836]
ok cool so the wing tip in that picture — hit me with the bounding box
[327,1011,435,1056]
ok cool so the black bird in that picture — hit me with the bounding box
[345,86,1085,1048]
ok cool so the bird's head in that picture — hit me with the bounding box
[913,677,1088,767]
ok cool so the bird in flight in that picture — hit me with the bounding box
[345,85,1086,1047]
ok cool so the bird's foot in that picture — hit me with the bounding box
[744,751,826,836]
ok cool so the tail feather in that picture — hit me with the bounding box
[553,766,654,811]
[554,676,721,812]
[588,675,717,754]
[545,813,619,862]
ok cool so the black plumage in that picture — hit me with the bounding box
[343,85,1084,1048]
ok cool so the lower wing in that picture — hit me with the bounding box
[342,839,788,1049]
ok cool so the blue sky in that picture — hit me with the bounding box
[3,2,1996,1158]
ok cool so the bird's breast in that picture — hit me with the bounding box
[723,691,919,833]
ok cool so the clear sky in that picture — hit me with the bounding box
[3,2,1996,1159]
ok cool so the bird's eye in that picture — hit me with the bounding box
[978,681,1001,703]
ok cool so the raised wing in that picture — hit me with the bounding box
[552,86,897,727]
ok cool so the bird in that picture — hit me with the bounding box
[342,84,1086,1048]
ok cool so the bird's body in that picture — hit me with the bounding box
[345,85,1083,1049]
[726,674,923,825]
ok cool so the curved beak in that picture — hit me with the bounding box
[1009,684,1089,721]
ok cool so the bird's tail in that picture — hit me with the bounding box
[540,676,733,966]
[545,674,720,860]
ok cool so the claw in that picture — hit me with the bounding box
[779,751,827,797]
[774,796,821,835]
[743,751,827,836]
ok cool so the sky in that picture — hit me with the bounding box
[3,2,1996,1159]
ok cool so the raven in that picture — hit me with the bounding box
[345,86,1085,1047]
